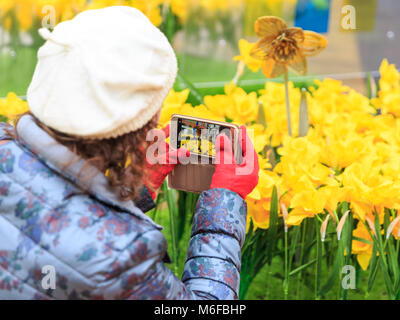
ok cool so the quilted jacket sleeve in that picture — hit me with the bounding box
[118,188,247,300]
[180,187,247,300]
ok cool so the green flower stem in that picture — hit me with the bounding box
[284,228,289,299]
[233,61,245,85]
[296,221,306,300]
[315,219,322,300]
[163,182,179,275]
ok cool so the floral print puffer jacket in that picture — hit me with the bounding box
[0,115,247,300]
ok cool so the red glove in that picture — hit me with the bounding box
[144,124,189,199]
[210,125,259,200]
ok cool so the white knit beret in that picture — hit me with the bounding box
[27,6,177,139]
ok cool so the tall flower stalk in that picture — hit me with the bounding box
[250,16,327,136]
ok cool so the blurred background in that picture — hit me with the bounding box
[0,0,399,97]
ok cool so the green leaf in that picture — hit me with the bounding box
[240,187,280,299]
[353,236,372,245]
[315,218,323,299]
[340,203,353,300]
[175,73,205,106]
[163,182,179,275]
[289,259,317,276]
[384,210,400,293]
[159,5,177,43]
[320,204,350,296]
[367,242,379,294]
[148,190,164,222]
[320,238,344,295]
[177,191,189,242]
[265,186,279,265]
[289,226,300,271]
[373,209,395,299]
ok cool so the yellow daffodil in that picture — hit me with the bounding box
[224,82,258,125]
[250,16,327,78]
[130,0,163,26]
[247,199,271,230]
[378,59,400,92]
[287,187,327,226]
[16,2,33,31]
[0,92,30,124]
[0,0,14,14]
[373,59,400,117]
[352,222,374,271]
[159,89,192,127]
[233,39,262,73]
[203,94,231,120]
[170,0,187,22]
[247,168,278,201]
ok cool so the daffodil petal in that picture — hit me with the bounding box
[288,53,307,76]
[261,59,286,79]
[300,31,328,57]
[254,16,286,39]
[286,214,305,226]
[250,36,275,60]
[357,252,372,271]
[247,187,261,201]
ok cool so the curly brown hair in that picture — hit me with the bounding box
[13,112,157,201]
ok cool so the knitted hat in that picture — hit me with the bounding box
[27,6,177,139]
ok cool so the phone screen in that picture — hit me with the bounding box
[176,118,235,157]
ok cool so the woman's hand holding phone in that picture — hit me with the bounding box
[144,124,189,199]
[210,126,259,200]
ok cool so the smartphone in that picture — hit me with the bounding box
[168,114,241,193]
